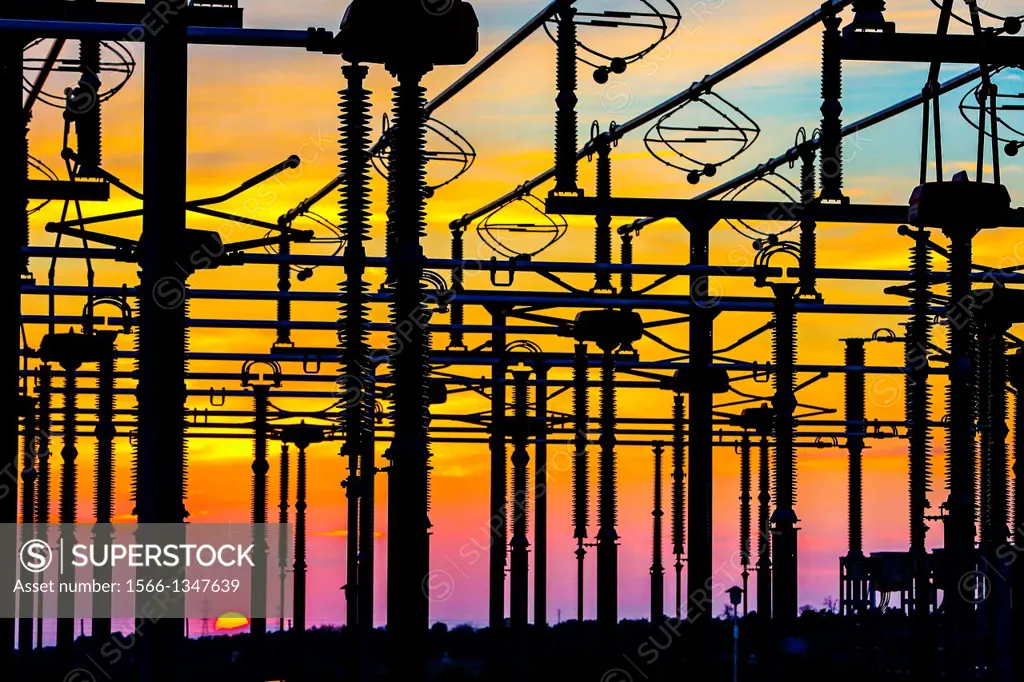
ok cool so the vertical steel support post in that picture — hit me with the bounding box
[770,283,799,628]
[904,226,934,679]
[943,227,979,681]
[35,366,51,651]
[339,62,373,637]
[75,0,102,177]
[906,227,933,557]
[137,3,190,677]
[981,314,1011,681]
[508,365,531,680]
[382,141,398,291]
[57,359,81,664]
[619,229,637,359]
[18,396,36,655]
[294,439,308,634]
[533,361,548,627]
[572,342,590,623]
[596,340,618,646]
[288,434,313,682]
[384,62,434,680]
[593,144,613,293]
[651,442,665,626]
[683,217,715,675]
[979,329,992,545]
[488,305,509,632]
[844,339,865,562]
[977,317,995,670]
[842,338,868,616]
[739,431,751,617]
[797,147,820,301]
[671,391,685,619]
[250,384,270,644]
[358,369,378,630]
[552,0,579,196]
[92,341,116,643]
[278,444,289,634]
[0,29,27,667]
[619,229,633,296]
[275,237,292,347]
[449,228,467,350]
[756,427,772,619]
[819,8,846,203]
[1009,351,1024,680]
[510,369,532,630]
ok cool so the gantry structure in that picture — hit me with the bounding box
[3,1,1024,681]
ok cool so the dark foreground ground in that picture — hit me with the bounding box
[13,609,958,681]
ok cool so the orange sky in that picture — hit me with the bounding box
[18,0,1024,629]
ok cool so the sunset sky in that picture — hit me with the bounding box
[19,0,1024,634]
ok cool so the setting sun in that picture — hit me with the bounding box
[214,613,251,632]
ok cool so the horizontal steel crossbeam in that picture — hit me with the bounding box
[842,31,1024,65]
[546,195,1024,226]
